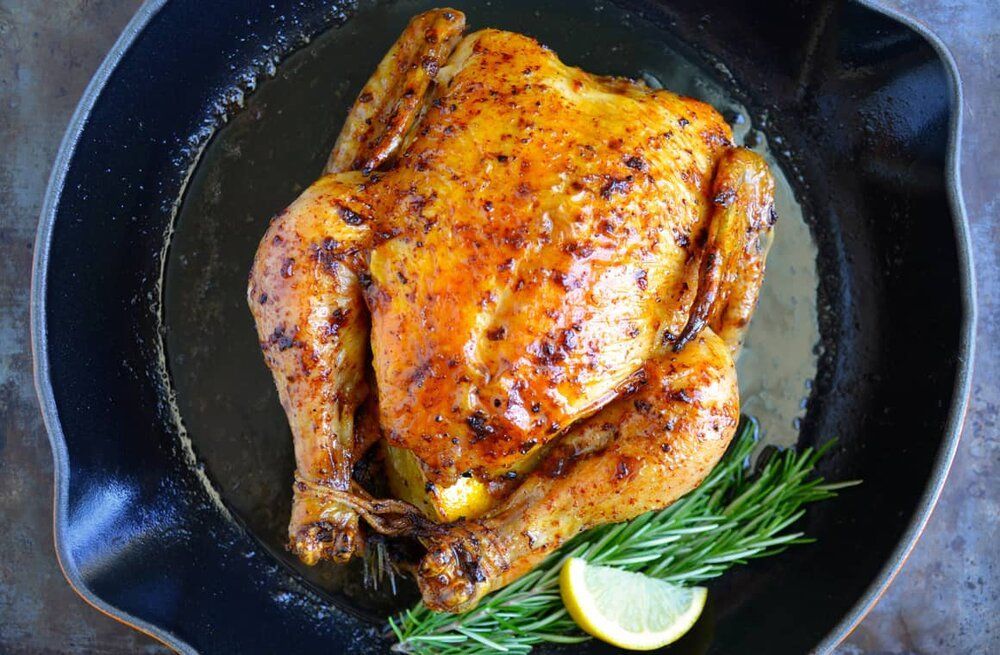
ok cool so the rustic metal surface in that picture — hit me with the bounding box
[0,0,995,653]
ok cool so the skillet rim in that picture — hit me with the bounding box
[30,1,976,653]
[808,2,976,651]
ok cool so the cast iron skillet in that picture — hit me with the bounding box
[32,0,974,653]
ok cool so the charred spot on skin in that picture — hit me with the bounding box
[562,241,595,259]
[280,257,295,278]
[421,57,440,77]
[624,155,648,172]
[414,153,435,172]
[634,399,652,413]
[311,521,338,544]
[769,205,779,226]
[615,456,640,481]
[678,117,690,128]
[635,269,648,290]
[467,410,496,443]
[486,326,507,341]
[311,239,345,276]
[409,360,433,388]
[324,308,349,337]
[505,232,527,250]
[713,187,737,207]
[534,339,565,365]
[267,324,300,351]
[530,403,541,413]
[374,226,401,245]
[258,293,268,304]
[337,207,365,225]
[600,175,633,200]
[669,389,694,404]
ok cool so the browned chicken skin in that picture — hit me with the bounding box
[247,8,775,612]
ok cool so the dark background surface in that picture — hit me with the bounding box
[0,0,995,653]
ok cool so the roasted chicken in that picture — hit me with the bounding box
[248,8,775,613]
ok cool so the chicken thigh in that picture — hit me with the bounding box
[248,8,775,612]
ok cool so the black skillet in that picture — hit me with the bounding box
[32,0,974,653]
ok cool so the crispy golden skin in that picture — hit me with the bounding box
[248,8,775,611]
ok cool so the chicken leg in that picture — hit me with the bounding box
[247,173,373,564]
[414,329,738,612]
[247,8,465,565]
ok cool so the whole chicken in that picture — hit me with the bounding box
[248,8,775,613]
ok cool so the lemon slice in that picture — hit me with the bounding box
[560,557,707,650]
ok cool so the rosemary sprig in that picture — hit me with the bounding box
[389,418,858,654]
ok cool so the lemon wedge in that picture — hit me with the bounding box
[560,557,707,650]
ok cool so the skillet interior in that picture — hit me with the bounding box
[34,1,971,653]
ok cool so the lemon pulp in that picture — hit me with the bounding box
[560,557,707,651]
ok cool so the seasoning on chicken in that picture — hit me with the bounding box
[247,7,775,613]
